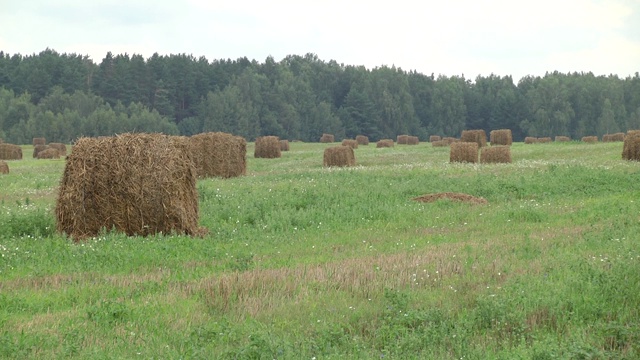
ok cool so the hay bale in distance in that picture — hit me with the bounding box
[190,132,247,178]
[407,136,419,145]
[460,130,487,147]
[431,140,448,147]
[581,136,598,143]
[450,142,479,163]
[429,135,441,142]
[0,160,8,174]
[622,131,640,161]
[279,139,290,151]
[320,133,335,143]
[355,135,369,145]
[341,139,358,149]
[442,137,459,144]
[537,137,552,143]
[33,137,46,146]
[48,143,67,156]
[481,146,512,164]
[33,144,48,158]
[255,136,281,158]
[397,135,409,144]
[0,144,23,160]
[603,133,625,142]
[489,129,512,146]
[555,136,571,142]
[376,139,394,148]
[323,146,356,167]
[55,133,203,239]
[524,137,538,144]
[37,148,60,159]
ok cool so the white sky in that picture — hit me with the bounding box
[1,0,639,82]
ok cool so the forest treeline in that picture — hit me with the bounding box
[1,48,639,144]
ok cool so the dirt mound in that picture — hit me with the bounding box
[412,192,488,205]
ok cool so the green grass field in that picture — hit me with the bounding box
[1,141,639,359]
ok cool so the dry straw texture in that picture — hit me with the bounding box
[279,140,290,151]
[555,136,571,142]
[450,142,479,163]
[323,146,356,167]
[537,137,552,143]
[442,137,459,144]
[431,140,448,147]
[603,133,625,142]
[407,136,419,145]
[481,146,512,164]
[355,135,369,145]
[581,136,598,143]
[320,133,335,143]
[397,135,409,144]
[0,160,8,174]
[0,144,23,160]
[48,143,67,156]
[37,148,60,159]
[254,136,281,159]
[190,132,246,178]
[341,139,358,149]
[524,137,538,144]
[622,131,640,161]
[429,135,441,142]
[33,137,46,146]
[33,144,48,158]
[55,133,204,239]
[460,130,487,147]
[376,139,394,148]
[489,129,512,146]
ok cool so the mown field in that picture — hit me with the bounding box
[1,141,639,359]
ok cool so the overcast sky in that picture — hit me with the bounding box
[1,0,639,82]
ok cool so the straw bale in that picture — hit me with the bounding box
[355,135,369,145]
[581,136,598,143]
[628,130,640,137]
[480,146,512,164]
[33,144,48,158]
[489,129,512,146]
[323,146,356,167]
[33,137,46,146]
[376,139,394,148]
[442,137,459,144]
[55,133,203,239]
[460,130,487,147]
[407,136,419,145]
[537,137,552,143]
[190,132,246,178]
[397,135,409,144]
[254,136,281,158]
[524,137,538,144]
[0,144,23,160]
[48,143,67,156]
[429,135,441,142]
[279,140,290,151]
[622,132,640,160]
[450,142,479,163]
[603,133,625,142]
[431,140,448,147]
[37,148,60,159]
[341,139,358,149]
[320,133,335,143]
[555,136,571,142]
[0,160,8,174]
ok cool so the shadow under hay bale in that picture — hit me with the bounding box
[622,131,640,161]
[461,130,487,147]
[555,136,571,142]
[0,160,8,174]
[33,144,48,158]
[430,135,441,143]
[376,139,394,148]
[412,192,487,205]
[279,139,290,151]
[37,148,60,159]
[355,135,369,145]
[190,132,246,178]
[48,143,67,156]
[490,129,512,146]
[33,137,46,146]
[524,137,538,144]
[320,133,335,143]
[255,136,281,159]
[341,139,358,149]
[323,146,356,167]
[0,144,23,160]
[397,135,409,144]
[450,142,479,163]
[55,133,204,240]
[407,136,419,145]
[581,136,598,143]
[481,146,512,164]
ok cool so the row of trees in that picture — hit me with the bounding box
[1,48,639,144]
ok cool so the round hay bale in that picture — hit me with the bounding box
[537,137,552,143]
[481,146,512,164]
[48,142,67,156]
[555,136,571,142]
[429,135,441,143]
[190,132,246,178]
[323,146,356,167]
[460,130,487,147]
[37,148,60,159]
[255,136,281,159]
[355,135,369,145]
[320,133,335,143]
[55,133,204,239]
[450,142,479,163]
[33,137,46,146]
[341,139,358,149]
[33,144,48,158]
[407,136,420,145]
[279,139,290,151]
[602,133,624,142]
[622,132,640,161]
[431,140,448,147]
[581,136,598,143]
[397,135,409,144]
[489,129,512,146]
[376,139,394,148]
[0,144,23,160]
[0,160,8,174]
[524,137,538,144]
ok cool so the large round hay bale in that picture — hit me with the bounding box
[279,139,290,151]
[341,139,358,149]
[489,129,512,146]
[460,130,487,147]
[0,144,23,160]
[376,139,394,148]
[622,132,640,161]
[355,135,369,145]
[190,132,246,178]
[55,133,203,239]
[37,148,60,159]
[33,144,48,158]
[48,143,67,156]
[407,136,419,145]
[524,137,538,144]
[397,135,409,144]
[0,160,8,174]
[323,146,356,167]
[555,136,571,142]
[429,135,441,143]
[320,133,335,143]
[33,137,46,146]
[254,136,281,159]
[450,142,479,163]
[480,146,512,164]
[581,136,598,143]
